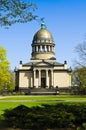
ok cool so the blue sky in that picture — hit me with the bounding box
[0,0,86,70]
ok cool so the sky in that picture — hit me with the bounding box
[0,0,86,70]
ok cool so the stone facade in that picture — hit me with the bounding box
[15,23,72,91]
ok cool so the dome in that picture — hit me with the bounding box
[32,23,54,44]
[31,23,55,60]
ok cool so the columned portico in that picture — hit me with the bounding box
[33,68,54,88]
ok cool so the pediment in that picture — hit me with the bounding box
[35,61,53,67]
[37,62,48,66]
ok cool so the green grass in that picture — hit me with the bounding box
[1,95,86,100]
[0,102,56,115]
[0,95,86,115]
[0,95,59,100]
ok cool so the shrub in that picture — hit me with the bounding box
[2,103,86,129]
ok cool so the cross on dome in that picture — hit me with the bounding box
[41,22,46,29]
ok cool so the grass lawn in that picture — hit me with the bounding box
[1,95,86,100]
[0,95,86,114]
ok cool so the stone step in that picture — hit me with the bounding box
[30,88,56,92]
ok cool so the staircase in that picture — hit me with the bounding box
[29,88,58,95]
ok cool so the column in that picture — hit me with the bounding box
[40,45,42,52]
[48,46,50,52]
[52,46,54,52]
[46,46,48,52]
[38,70,41,87]
[36,46,38,52]
[33,69,36,87]
[31,77,33,88]
[44,45,46,52]
[51,46,54,52]
[46,70,48,87]
[51,70,54,86]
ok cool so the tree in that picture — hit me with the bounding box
[75,41,86,67]
[72,67,86,94]
[9,70,15,91]
[73,67,86,87]
[0,46,13,93]
[72,40,86,94]
[0,0,38,27]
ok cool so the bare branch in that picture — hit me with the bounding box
[75,41,86,66]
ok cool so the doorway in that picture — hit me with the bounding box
[41,78,46,88]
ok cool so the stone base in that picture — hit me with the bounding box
[17,88,59,95]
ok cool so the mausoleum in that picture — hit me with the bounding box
[15,23,71,92]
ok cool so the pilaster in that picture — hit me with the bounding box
[51,69,54,86]
[46,69,48,87]
[38,69,41,87]
[33,69,36,86]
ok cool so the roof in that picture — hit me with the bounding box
[32,23,54,44]
[23,60,64,67]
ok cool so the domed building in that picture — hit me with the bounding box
[31,23,55,60]
[15,23,71,93]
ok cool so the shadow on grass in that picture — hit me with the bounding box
[0,103,86,130]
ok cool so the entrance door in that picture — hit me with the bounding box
[41,78,46,88]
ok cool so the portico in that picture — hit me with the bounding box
[33,68,54,88]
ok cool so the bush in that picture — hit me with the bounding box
[2,103,86,129]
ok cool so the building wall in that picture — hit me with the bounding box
[17,64,71,89]
[54,71,71,88]
[33,53,55,59]
[54,66,66,70]
[19,65,31,70]
[19,71,32,88]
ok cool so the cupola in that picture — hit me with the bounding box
[31,23,55,60]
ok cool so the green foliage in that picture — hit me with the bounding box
[2,103,86,129]
[77,67,86,88]
[0,46,14,92]
[0,0,38,27]
[72,67,86,94]
[0,46,10,90]
[82,123,86,129]
[8,71,15,91]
